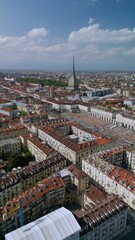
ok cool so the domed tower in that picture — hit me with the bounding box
[68,57,79,91]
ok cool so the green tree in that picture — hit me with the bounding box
[17,78,68,87]
[0,150,7,160]
[19,110,27,116]
[7,151,35,171]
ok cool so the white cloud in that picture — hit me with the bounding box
[88,0,99,5]
[0,22,135,69]
[26,28,48,38]
[68,24,135,44]
[73,0,98,7]
[88,17,94,24]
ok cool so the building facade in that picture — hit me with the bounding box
[82,156,135,210]
[0,176,65,237]
[0,154,67,206]
[90,106,116,123]
[0,138,21,156]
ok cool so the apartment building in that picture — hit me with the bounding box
[0,99,12,108]
[0,176,65,238]
[37,120,115,166]
[44,97,79,112]
[74,184,127,240]
[124,98,135,107]
[0,107,19,119]
[0,154,66,206]
[95,146,135,172]
[68,165,89,194]
[20,112,48,124]
[24,135,53,162]
[58,169,78,205]
[82,156,135,210]
[126,149,135,173]
[96,146,127,167]
[0,138,21,156]
[0,125,26,140]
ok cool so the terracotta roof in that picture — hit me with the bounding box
[0,176,65,221]
[38,120,112,152]
[0,99,11,104]
[27,135,53,156]
[68,165,88,179]
[0,154,65,191]
[109,167,135,193]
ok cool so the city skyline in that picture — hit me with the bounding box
[0,0,135,70]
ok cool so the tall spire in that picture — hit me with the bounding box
[73,56,75,73]
[68,57,79,91]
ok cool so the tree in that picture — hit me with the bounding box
[17,78,68,87]
[0,150,7,160]
[23,151,35,162]
[19,110,27,117]
[6,151,35,171]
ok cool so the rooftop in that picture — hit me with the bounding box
[0,154,66,192]
[0,176,65,221]
[84,155,115,173]
[39,120,112,152]
[109,167,135,193]
[74,185,126,231]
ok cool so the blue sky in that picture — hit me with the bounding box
[0,0,135,70]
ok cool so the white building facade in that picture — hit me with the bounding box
[82,157,135,210]
[90,106,116,123]
[116,113,135,130]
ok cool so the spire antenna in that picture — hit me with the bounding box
[73,56,75,73]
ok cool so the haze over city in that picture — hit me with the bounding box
[0,0,135,70]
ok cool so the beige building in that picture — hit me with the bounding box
[0,138,21,156]
[0,125,26,140]
[68,165,89,194]
[37,120,115,166]
[25,135,53,162]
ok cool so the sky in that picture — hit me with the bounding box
[0,0,135,71]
